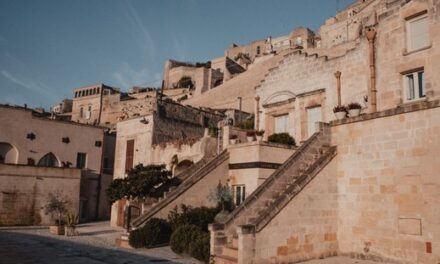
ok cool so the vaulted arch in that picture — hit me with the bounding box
[0,142,18,164]
[38,152,60,167]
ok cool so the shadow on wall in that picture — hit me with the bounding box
[0,142,19,164]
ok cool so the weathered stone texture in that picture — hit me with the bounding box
[333,106,440,263]
[253,159,339,263]
[0,164,81,225]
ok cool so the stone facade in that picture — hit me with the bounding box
[109,100,223,227]
[0,105,114,222]
[0,164,81,225]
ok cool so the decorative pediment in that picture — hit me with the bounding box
[262,91,296,107]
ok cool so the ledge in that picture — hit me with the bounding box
[330,99,440,126]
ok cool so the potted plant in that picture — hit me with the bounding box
[256,130,265,142]
[347,102,362,117]
[65,212,79,236]
[229,134,238,145]
[246,131,256,142]
[333,105,347,120]
[44,193,68,235]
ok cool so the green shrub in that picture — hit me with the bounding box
[129,218,172,248]
[236,115,254,130]
[268,133,296,146]
[189,232,211,263]
[168,205,220,232]
[170,224,204,254]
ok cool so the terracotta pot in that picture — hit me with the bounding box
[49,225,65,235]
[256,136,263,142]
[348,108,361,117]
[229,139,237,145]
[334,111,346,120]
[247,136,255,142]
[65,226,77,236]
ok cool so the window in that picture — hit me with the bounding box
[307,106,322,138]
[406,13,429,52]
[404,70,425,101]
[233,185,245,206]
[256,46,261,55]
[275,114,289,134]
[97,87,100,94]
[76,152,87,169]
[125,140,135,172]
[79,107,84,118]
[38,153,59,167]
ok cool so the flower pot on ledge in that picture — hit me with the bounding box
[229,139,237,145]
[348,109,361,117]
[334,111,346,120]
[256,135,263,142]
[247,136,255,142]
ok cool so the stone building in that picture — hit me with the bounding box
[0,105,115,224]
[68,83,190,127]
[207,0,440,263]
[109,98,224,227]
[109,0,440,263]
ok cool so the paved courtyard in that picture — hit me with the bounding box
[0,222,388,264]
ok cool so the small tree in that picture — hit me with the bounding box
[208,181,233,211]
[106,164,180,203]
[44,192,68,226]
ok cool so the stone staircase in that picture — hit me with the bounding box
[130,150,229,229]
[211,123,336,264]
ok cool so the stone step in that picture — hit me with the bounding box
[222,245,238,259]
[214,254,238,264]
[232,237,239,248]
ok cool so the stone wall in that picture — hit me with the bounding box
[152,100,223,145]
[228,141,295,196]
[0,105,111,221]
[148,154,229,220]
[253,159,338,263]
[0,164,81,225]
[333,103,440,263]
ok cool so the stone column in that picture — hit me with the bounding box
[255,96,260,130]
[365,27,377,113]
[237,225,256,264]
[334,71,342,106]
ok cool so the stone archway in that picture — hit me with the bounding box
[174,159,194,177]
[0,142,19,164]
[37,152,60,167]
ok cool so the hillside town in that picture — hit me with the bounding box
[1,0,440,263]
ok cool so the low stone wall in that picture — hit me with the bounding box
[0,164,81,226]
[228,141,295,195]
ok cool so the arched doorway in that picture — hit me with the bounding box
[38,153,60,167]
[174,159,194,177]
[0,142,18,164]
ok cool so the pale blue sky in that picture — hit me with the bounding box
[0,0,353,109]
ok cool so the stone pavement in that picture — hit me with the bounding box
[0,221,201,264]
[0,221,387,264]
